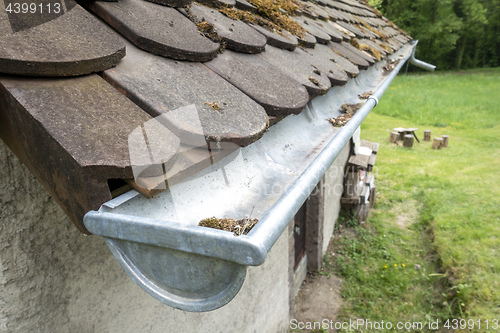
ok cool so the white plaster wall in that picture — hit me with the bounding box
[321,142,351,255]
[0,140,290,333]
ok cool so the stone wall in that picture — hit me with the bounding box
[0,140,290,333]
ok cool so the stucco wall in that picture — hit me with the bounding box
[304,141,350,272]
[0,140,290,333]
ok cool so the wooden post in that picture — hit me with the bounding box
[442,135,449,147]
[369,186,376,208]
[403,134,414,148]
[389,132,398,143]
[432,137,443,149]
[424,130,431,141]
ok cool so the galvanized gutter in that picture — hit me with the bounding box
[84,41,434,312]
[248,40,436,253]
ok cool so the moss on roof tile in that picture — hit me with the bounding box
[218,0,306,37]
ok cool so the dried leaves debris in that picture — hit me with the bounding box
[328,102,364,127]
[204,101,222,112]
[383,58,401,74]
[358,91,373,99]
[199,217,259,236]
[308,76,320,86]
[196,21,220,42]
[350,38,382,61]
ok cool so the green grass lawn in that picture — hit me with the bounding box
[330,68,500,331]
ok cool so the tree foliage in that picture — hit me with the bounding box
[372,0,500,70]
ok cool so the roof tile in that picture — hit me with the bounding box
[235,0,257,12]
[359,38,389,57]
[0,74,176,232]
[336,21,369,38]
[257,45,331,97]
[205,50,309,116]
[297,32,318,48]
[329,41,370,69]
[299,1,331,20]
[103,40,268,147]
[85,0,220,62]
[307,18,344,43]
[302,44,349,86]
[249,24,298,51]
[341,41,376,64]
[291,16,331,44]
[327,46,360,77]
[330,21,356,39]
[0,5,125,76]
[187,3,267,54]
[144,0,192,7]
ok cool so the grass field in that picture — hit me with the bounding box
[328,68,500,331]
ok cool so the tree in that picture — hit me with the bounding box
[452,0,487,69]
[377,0,499,70]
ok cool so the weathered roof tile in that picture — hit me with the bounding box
[103,40,268,147]
[292,16,331,44]
[330,21,356,38]
[257,45,331,97]
[0,4,125,76]
[327,45,360,77]
[333,20,357,35]
[187,3,267,54]
[299,1,330,20]
[249,24,298,51]
[359,38,389,57]
[205,50,309,116]
[329,41,370,69]
[144,0,192,7]
[85,0,220,62]
[307,18,344,43]
[235,0,256,11]
[298,32,318,48]
[0,74,178,232]
[197,0,236,7]
[302,44,349,86]
[341,41,376,64]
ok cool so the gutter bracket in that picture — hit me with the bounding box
[368,95,379,107]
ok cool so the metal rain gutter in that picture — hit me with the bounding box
[83,41,434,312]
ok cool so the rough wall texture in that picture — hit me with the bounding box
[305,179,324,272]
[0,140,290,333]
[322,142,351,255]
[304,142,350,271]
